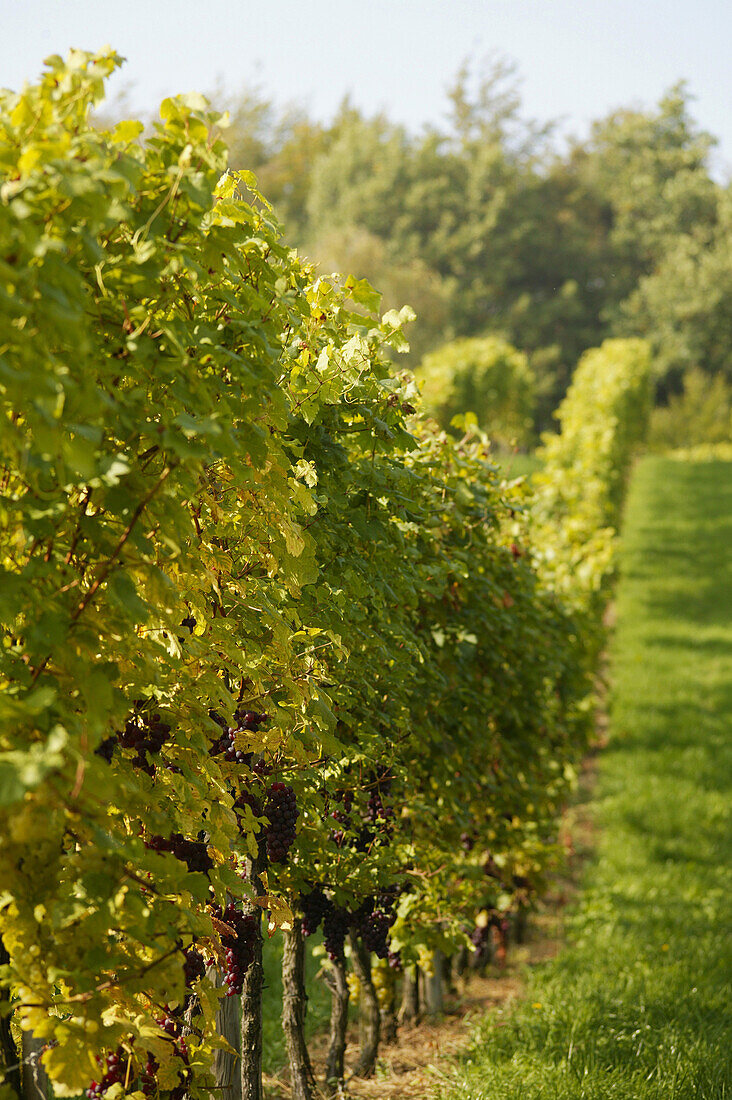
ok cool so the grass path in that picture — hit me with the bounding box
[436,456,732,1100]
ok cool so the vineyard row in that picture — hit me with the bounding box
[0,51,650,1100]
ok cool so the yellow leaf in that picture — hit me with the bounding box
[254,893,293,934]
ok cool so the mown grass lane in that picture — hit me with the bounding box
[436,456,732,1100]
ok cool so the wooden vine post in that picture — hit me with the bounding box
[348,931,380,1077]
[282,924,316,1100]
[323,958,350,1095]
[240,854,266,1100]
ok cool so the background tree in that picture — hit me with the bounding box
[203,61,724,433]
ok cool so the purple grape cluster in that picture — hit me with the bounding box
[335,788,354,812]
[140,1053,158,1098]
[183,946,205,986]
[387,949,402,970]
[145,833,212,875]
[300,887,330,937]
[362,774,395,844]
[95,714,172,771]
[329,807,351,848]
[209,711,267,762]
[264,782,298,863]
[250,757,273,780]
[120,715,172,774]
[470,923,492,966]
[238,710,268,731]
[361,910,392,957]
[358,893,397,958]
[172,834,212,874]
[234,787,263,820]
[221,728,247,764]
[365,789,392,824]
[460,831,476,852]
[87,1049,125,1099]
[151,1011,191,1099]
[94,736,116,764]
[323,905,350,961]
[212,902,258,996]
[157,1012,180,1037]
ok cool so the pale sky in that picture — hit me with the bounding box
[4,0,732,176]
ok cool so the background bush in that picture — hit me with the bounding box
[417,334,535,446]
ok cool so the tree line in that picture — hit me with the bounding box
[201,58,729,436]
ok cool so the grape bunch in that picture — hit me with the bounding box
[362,781,394,845]
[152,1011,191,1100]
[250,757,273,780]
[172,834,213,874]
[144,832,172,855]
[94,736,116,764]
[360,910,392,958]
[334,787,355,812]
[371,958,394,1010]
[120,715,172,774]
[95,713,172,772]
[358,894,397,959]
[212,902,258,996]
[364,789,384,824]
[329,808,351,848]
[322,905,350,961]
[234,787,263,820]
[238,709,268,731]
[157,1012,180,1038]
[264,782,298,863]
[209,711,267,762]
[460,831,476,852]
[183,946,205,986]
[387,949,402,970]
[222,728,247,764]
[140,1053,158,1098]
[300,887,330,937]
[145,833,212,875]
[469,922,492,966]
[87,1049,125,1099]
[210,724,246,764]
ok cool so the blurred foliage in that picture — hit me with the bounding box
[618,191,732,396]
[648,368,732,450]
[417,335,535,447]
[92,59,727,441]
[306,223,452,365]
[532,338,653,617]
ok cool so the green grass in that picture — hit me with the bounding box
[435,456,732,1099]
[261,936,333,1076]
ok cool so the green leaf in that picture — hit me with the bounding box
[344,275,382,315]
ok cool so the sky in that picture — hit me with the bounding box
[4,0,732,177]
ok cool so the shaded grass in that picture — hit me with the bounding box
[261,935,332,1077]
[435,457,732,1099]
